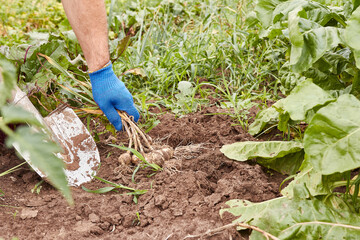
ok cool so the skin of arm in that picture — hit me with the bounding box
[61,0,110,72]
[61,0,140,131]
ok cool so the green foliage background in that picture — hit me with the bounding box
[2,0,360,238]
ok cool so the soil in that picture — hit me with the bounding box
[0,106,284,240]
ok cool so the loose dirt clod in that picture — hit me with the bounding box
[117,111,174,167]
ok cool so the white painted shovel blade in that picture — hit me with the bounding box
[44,107,100,186]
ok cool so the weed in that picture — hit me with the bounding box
[31,180,44,194]
[133,212,141,226]
[0,162,26,196]
[82,176,147,204]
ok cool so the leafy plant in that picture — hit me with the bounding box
[82,176,147,204]
[221,0,360,238]
[220,196,360,239]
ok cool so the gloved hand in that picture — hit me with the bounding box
[89,62,139,131]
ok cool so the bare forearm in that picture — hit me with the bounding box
[62,0,110,72]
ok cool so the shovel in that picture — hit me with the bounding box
[9,85,100,186]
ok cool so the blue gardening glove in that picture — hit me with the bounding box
[89,62,139,131]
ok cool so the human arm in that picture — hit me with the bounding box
[61,0,139,130]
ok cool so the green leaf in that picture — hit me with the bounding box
[255,0,342,28]
[5,126,73,205]
[37,53,74,80]
[290,26,343,73]
[353,49,360,69]
[220,197,360,239]
[0,54,16,106]
[111,35,131,61]
[344,7,360,68]
[257,150,304,175]
[288,8,304,63]
[20,40,67,81]
[1,105,42,127]
[282,167,324,198]
[351,71,360,97]
[0,44,34,62]
[282,79,335,121]
[254,0,288,27]
[354,0,360,12]
[344,7,360,50]
[281,157,342,198]
[303,67,346,91]
[248,99,284,135]
[304,94,360,175]
[273,0,338,25]
[321,49,352,75]
[221,141,304,174]
[277,110,290,132]
[93,175,135,191]
[279,63,306,94]
[221,141,303,162]
[82,186,116,194]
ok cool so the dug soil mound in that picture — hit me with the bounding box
[0,106,284,239]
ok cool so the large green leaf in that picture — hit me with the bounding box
[220,197,360,239]
[254,0,288,27]
[344,7,360,50]
[0,54,16,106]
[281,157,342,198]
[281,166,325,198]
[282,79,335,121]
[304,94,360,175]
[354,0,360,12]
[289,13,343,73]
[273,0,342,25]
[303,66,346,90]
[221,141,303,162]
[255,0,343,28]
[20,40,67,81]
[5,126,73,205]
[321,49,352,75]
[353,49,360,69]
[221,141,304,174]
[344,6,360,68]
[300,49,352,91]
[0,44,34,62]
[288,8,304,63]
[258,150,304,175]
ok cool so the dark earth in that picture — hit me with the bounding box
[0,106,284,239]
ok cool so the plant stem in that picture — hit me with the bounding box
[0,120,16,140]
[332,180,355,189]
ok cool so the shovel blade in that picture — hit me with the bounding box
[10,86,100,186]
[44,107,100,186]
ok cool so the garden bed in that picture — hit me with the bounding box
[0,106,284,239]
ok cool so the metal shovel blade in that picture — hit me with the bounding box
[11,87,100,186]
[44,106,100,186]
